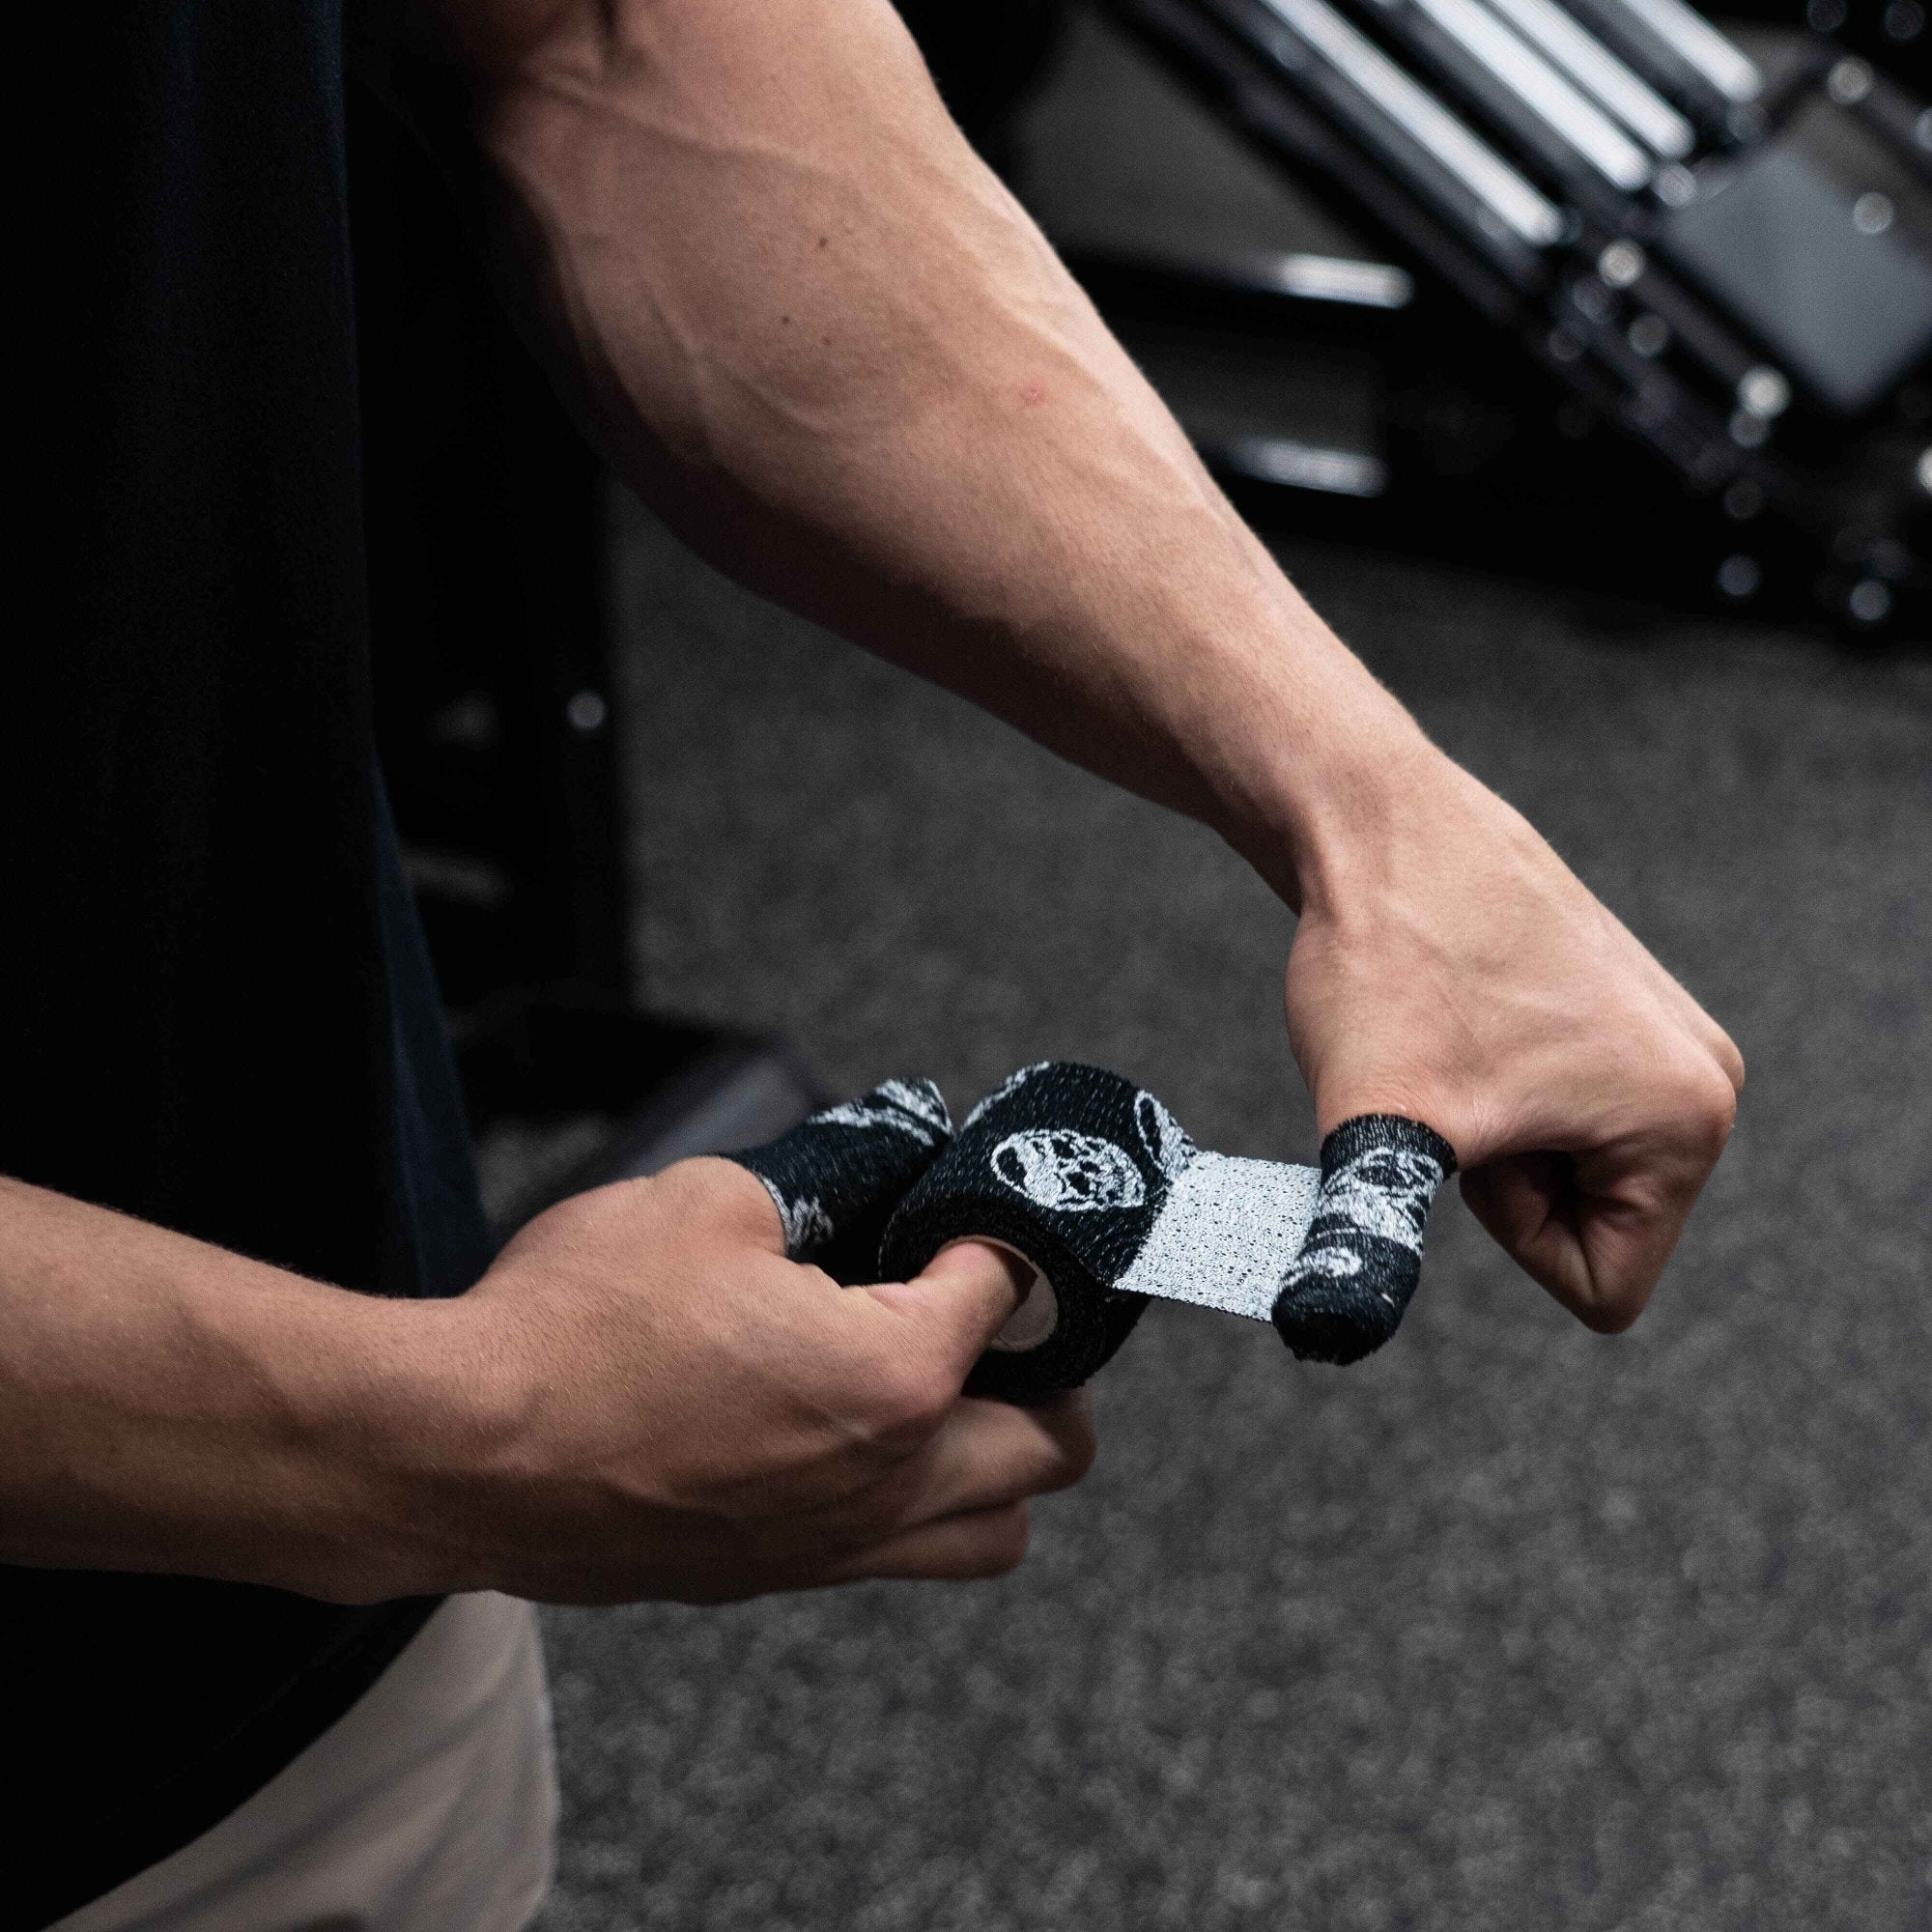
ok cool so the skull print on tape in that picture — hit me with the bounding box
[991,1127,1147,1212]
[1272,1115,1456,1365]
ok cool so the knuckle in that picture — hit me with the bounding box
[1042,1405,1098,1491]
[1717,1032,1747,1092]
[974,1502,1033,1577]
[1565,1249,1666,1336]
[1577,1293,1646,1337]
[1061,1432,1098,1491]
[1682,1065,1740,1156]
[511,1181,611,1249]
[660,1156,781,1238]
[1648,1045,1738,1166]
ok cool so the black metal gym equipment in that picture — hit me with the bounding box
[1023,0,1929,632]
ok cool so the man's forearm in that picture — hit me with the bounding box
[447,0,1428,902]
[0,1178,473,1601]
[0,1166,1097,1605]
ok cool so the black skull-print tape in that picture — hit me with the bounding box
[728,1063,1454,1399]
[730,1076,954,1285]
[880,1064,1179,1402]
[1270,1113,1460,1366]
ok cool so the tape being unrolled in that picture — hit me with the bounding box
[729,1062,1453,1400]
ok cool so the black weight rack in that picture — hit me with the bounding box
[1033,0,1929,632]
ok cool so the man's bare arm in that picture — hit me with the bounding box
[0,0,1740,1590]
[0,1175,455,1596]
[0,1168,1092,1599]
[418,0,1743,1326]
[420,0,1395,872]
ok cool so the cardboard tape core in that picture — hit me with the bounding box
[977,1242,1060,1352]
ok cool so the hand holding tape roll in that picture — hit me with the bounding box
[729,1063,1455,1400]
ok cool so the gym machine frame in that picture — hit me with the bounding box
[1066,0,1930,633]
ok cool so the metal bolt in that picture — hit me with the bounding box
[1629,314,1670,357]
[1729,410,1770,448]
[566,689,608,733]
[1724,479,1763,521]
[1828,57,1872,103]
[1848,579,1892,624]
[1572,278,1612,322]
[1654,166,1697,208]
[1853,192,1894,235]
[1884,0,1924,39]
[1598,241,1645,289]
[1718,555,1761,598]
[1918,447,1932,494]
[1738,366,1791,417]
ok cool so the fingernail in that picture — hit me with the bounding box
[932,1237,1035,1304]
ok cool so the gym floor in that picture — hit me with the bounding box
[525,16,1931,1931]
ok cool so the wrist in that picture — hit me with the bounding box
[325,1289,531,1603]
[1208,651,1443,915]
[0,1175,526,1605]
[208,1283,526,1605]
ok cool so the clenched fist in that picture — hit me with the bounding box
[1284,742,1745,1334]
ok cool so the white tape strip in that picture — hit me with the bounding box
[1115,1151,1322,1321]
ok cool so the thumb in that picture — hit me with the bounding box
[867,1238,1034,1379]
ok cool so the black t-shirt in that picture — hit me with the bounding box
[11,4,494,1920]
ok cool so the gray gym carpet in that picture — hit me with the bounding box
[526,497,1929,1932]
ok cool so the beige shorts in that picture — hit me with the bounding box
[52,1592,558,1932]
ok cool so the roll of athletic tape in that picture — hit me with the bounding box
[729,1062,1453,1399]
